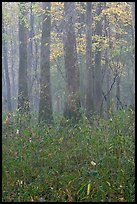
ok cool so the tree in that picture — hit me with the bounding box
[2,14,12,112]
[18,2,29,112]
[94,2,102,114]
[39,2,53,123]
[116,73,121,110]
[28,2,34,111]
[130,2,135,107]
[63,2,81,120]
[85,2,93,116]
[104,2,111,113]
[2,2,135,116]
[10,35,16,110]
[130,2,135,38]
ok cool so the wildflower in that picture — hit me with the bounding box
[16,129,19,134]
[91,161,96,166]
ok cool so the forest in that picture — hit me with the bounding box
[2,2,135,202]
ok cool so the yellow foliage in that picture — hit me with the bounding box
[87,182,91,195]
[76,34,86,53]
[51,2,64,22]
[76,2,86,14]
[102,2,132,25]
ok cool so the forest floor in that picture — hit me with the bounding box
[2,108,135,202]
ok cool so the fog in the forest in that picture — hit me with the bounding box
[2,2,135,202]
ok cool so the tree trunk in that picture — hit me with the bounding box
[63,2,81,120]
[104,2,111,113]
[94,3,102,114]
[130,2,135,107]
[10,38,16,110]
[2,14,12,112]
[2,62,7,111]
[116,75,120,110]
[86,2,93,116]
[18,2,29,112]
[130,2,135,38]
[39,2,53,123]
[28,2,34,111]
[77,2,86,109]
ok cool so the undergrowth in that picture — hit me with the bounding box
[2,108,135,202]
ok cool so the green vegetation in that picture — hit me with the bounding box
[2,108,135,202]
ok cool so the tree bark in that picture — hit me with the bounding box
[130,2,135,107]
[63,2,81,120]
[2,14,12,112]
[10,38,16,110]
[28,2,34,111]
[130,2,135,38]
[18,2,29,112]
[2,61,7,111]
[116,75,120,110]
[39,2,53,123]
[86,2,94,116]
[94,3,102,114]
[104,2,111,113]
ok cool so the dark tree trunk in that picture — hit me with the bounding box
[2,14,12,112]
[18,2,29,112]
[86,2,93,117]
[39,2,53,123]
[63,2,81,121]
[94,3,102,114]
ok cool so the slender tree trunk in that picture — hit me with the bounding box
[94,3,102,114]
[39,2,53,123]
[33,38,39,112]
[130,2,135,107]
[10,38,16,110]
[63,2,81,120]
[104,2,111,113]
[78,2,86,109]
[130,2,135,38]
[28,2,34,111]
[116,75,120,110]
[18,2,29,112]
[2,63,7,111]
[86,2,93,116]
[14,39,18,110]
[32,18,41,112]
[2,14,12,112]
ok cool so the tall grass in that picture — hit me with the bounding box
[2,108,135,202]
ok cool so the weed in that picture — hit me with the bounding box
[2,108,135,202]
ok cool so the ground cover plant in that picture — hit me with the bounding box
[2,108,135,202]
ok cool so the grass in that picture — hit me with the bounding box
[2,108,135,202]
